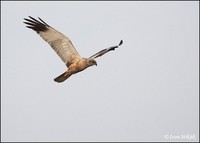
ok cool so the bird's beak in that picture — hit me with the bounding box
[95,62,97,66]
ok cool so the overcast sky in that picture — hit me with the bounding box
[1,1,199,142]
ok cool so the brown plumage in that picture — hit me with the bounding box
[24,16,123,82]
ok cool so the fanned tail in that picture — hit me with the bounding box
[54,71,71,83]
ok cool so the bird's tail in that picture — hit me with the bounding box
[54,71,71,83]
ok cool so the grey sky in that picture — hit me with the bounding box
[1,1,199,142]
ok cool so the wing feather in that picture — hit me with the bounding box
[89,40,123,59]
[24,16,81,66]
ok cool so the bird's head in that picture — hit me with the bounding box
[87,59,97,66]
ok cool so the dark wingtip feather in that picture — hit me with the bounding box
[23,16,50,33]
[38,17,50,27]
[119,40,123,46]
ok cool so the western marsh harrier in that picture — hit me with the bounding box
[24,16,123,83]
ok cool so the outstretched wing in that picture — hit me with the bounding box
[89,40,123,59]
[24,16,81,66]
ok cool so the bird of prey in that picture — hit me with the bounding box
[24,16,123,83]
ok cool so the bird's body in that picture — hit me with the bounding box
[24,16,123,82]
[54,58,96,82]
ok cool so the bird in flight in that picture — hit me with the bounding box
[24,16,123,83]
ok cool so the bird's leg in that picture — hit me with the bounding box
[64,71,69,77]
